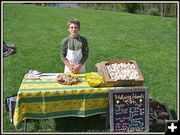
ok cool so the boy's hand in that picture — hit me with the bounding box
[72,64,82,74]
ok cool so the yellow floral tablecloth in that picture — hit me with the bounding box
[14,73,116,129]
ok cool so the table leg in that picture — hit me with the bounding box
[105,107,110,129]
[24,119,27,132]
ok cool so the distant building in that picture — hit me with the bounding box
[49,3,79,8]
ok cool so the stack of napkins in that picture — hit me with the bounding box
[24,70,41,80]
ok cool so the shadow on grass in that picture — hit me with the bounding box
[54,114,108,132]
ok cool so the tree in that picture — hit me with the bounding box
[78,3,177,18]
[112,3,116,12]
[125,3,139,13]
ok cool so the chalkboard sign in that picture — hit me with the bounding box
[109,87,149,132]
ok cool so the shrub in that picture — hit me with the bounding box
[147,8,160,16]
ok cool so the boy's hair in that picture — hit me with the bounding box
[67,18,80,29]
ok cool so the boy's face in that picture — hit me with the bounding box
[68,23,80,38]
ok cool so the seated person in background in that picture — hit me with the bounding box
[3,41,16,57]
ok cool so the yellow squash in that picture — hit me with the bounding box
[85,72,104,87]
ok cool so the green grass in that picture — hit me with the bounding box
[3,3,177,132]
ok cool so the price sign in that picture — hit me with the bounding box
[109,87,149,132]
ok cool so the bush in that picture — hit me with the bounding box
[147,8,160,16]
[125,4,139,13]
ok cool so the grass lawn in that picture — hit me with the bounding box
[2,3,177,132]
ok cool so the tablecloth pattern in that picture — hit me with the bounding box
[14,73,116,129]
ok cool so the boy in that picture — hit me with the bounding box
[60,18,89,74]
